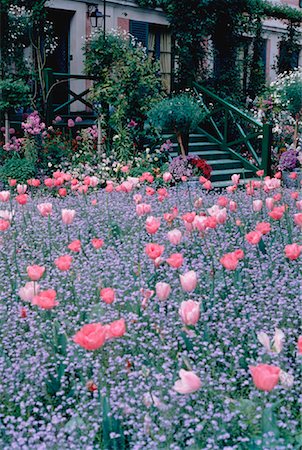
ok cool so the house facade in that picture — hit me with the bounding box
[45,0,302,109]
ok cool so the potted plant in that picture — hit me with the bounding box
[147,94,206,158]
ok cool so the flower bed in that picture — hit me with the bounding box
[0,174,301,449]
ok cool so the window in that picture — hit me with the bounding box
[129,20,172,92]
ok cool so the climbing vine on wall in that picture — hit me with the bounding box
[136,0,302,100]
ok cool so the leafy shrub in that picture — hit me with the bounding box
[0,157,36,183]
[84,30,163,151]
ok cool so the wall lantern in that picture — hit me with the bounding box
[88,5,103,28]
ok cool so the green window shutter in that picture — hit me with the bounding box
[130,20,149,49]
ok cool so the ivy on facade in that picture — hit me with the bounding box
[136,0,302,99]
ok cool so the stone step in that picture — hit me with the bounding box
[170,150,231,160]
[163,133,209,143]
[211,167,254,183]
[207,159,242,170]
[211,177,258,189]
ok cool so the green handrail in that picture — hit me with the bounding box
[193,82,263,127]
[43,68,97,125]
[193,82,273,176]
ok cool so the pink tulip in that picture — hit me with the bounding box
[17,184,27,194]
[193,215,207,232]
[173,369,201,394]
[179,270,197,292]
[233,249,244,260]
[273,193,282,202]
[145,216,161,234]
[105,184,114,193]
[217,196,228,207]
[215,208,227,224]
[265,197,274,210]
[155,282,171,301]
[202,180,212,190]
[167,229,182,245]
[68,240,81,253]
[194,197,203,208]
[0,210,13,222]
[255,222,271,235]
[62,209,76,225]
[249,364,280,391]
[245,230,262,245]
[27,265,45,281]
[166,253,183,269]
[0,191,10,202]
[120,181,133,193]
[133,194,142,204]
[298,336,302,354]
[32,289,58,310]
[92,238,104,249]
[15,194,28,205]
[136,203,152,217]
[73,323,107,350]
[253,200,263,212]
[294,213,302,228]
[182,212,196,224]
[106,318,126,339]
[68,119,75,128]
[179,300,200,325]
[54,255,72,271]
[284,243,302,260]
[18,281,40,302]
[269,206,285,220]
[100,287,115,304]
[145,243,164,260]
[0,219,10,231]
[220,252,239,270]
[37,203,52,217]
[226,185,237,193]
[256,169,264,177]
[58,188,67,197]
[229,201,237,212]
[231,174,240,185]
[163,172,172,182]
[296,200,302,211]
[289,171,297,180]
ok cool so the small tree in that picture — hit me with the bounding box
[147,94,206,157]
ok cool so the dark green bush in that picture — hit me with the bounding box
[0,157,36,183]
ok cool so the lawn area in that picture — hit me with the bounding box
[0,176,301,449]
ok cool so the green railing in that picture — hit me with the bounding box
[44,68,98,125]
[193,82,273,176]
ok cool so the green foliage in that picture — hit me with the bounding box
[276,23,301,75]
[0,157,36,183]
[147,94,205,134]
[136,0,302,100]
[0,79,30,113]
[271,68,302,118]
[84,31,163,150]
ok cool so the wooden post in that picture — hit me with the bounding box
[4,111,9,146]
[44,68,54,126]
[261,122,273,176]
[97,114,103,156]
